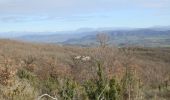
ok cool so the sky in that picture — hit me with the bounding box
[0,0,170,32]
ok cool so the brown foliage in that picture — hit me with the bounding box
[0,39,170,99]
[0,67,17,86]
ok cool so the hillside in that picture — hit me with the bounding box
[0,39,170,100]
[11,28,170,47]
[62,29,170,47]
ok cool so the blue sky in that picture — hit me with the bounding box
[0,0,170,32]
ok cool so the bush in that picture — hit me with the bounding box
[84,61,121,100]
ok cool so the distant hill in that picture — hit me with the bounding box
[1,27,170,47]
[16,31,99,43]
[62,29,170,47]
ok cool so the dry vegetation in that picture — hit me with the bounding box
[0,39,170,100]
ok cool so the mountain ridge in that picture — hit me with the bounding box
[1,26,170,47]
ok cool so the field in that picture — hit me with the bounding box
[0,39,170,100]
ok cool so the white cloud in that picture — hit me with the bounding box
[0,14,109,23]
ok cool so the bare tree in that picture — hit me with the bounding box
[96,33,110,48]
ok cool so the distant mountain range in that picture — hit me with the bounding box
[62,29,170,47]
[0,26,170,47]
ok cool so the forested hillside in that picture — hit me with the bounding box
[0,39,169,100]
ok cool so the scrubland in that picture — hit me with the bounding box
[0,39,170,100]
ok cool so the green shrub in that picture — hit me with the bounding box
[84,61,121,100]
[17,69,35,81]
[41,76,58,95]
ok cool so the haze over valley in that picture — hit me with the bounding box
[1,26,170,47]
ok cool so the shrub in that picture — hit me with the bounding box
[0,67,16,86]
[84,61,121,100]
[59,79,77,100]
